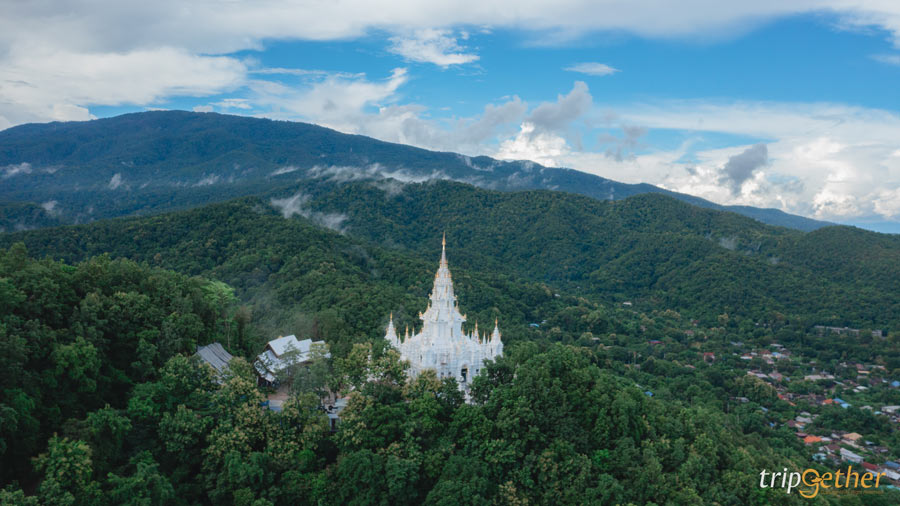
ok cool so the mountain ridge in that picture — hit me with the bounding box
[0,110,832,232]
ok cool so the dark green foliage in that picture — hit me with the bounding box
[0,202,63,233]
[1,244,898,504]
[0,246,227,486]
[294,180,899,328]
[3,185,900,504]
[5,181,898,332]
[0,194,581,358]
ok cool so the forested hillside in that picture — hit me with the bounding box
[0,246,233,489]
[0,202,63,233]
[6,180,898,331]
[4,177,900,503]
[295,180,900,327]
[7,244,898,505]
[0,197,588,359]
[0,111,830,231]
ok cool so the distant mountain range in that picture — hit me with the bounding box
[0,110,832,232]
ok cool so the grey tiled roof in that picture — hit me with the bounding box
[195,342,234,375]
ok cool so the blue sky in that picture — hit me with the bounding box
[4,1,900,231]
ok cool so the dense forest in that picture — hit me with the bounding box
[0,202,62,233]
[0,111,829,231]
[5,180,898,331]
[3,175,900,503]
[0,195,585,356]
[5,242,900,505]
[294,180,900,327]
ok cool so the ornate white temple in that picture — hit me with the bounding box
[384,235,503,387]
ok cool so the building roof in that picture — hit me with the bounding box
[844,432,863,441]
[267,335,308,357]
[804,435,822,444]
[840,448,862,460]
[255,335,328,382]
[195,342,234,375]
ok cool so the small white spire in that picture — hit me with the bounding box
[385,312,398,343]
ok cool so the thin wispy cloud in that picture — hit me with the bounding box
[2,162,32,179]
[871,54,900,65]
[108,173,125,190]
[389,29,479,67]
[270,193,348,232]
[564,62,619,76]
[249,68,365,79]
[250,68,409,134]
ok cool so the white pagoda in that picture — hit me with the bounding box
[384,235,503,387]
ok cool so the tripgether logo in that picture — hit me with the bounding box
[760,467,887,498]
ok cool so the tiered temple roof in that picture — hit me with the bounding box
[385,235,502,387]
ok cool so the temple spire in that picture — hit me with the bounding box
[385,312,398,343]
[429,233,455,309]
[381,234,503,392]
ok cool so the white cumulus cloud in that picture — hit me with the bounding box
[496,123,569,167]
[5,1,900,130]
[559,99,900,222]
[0,46,246,127]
